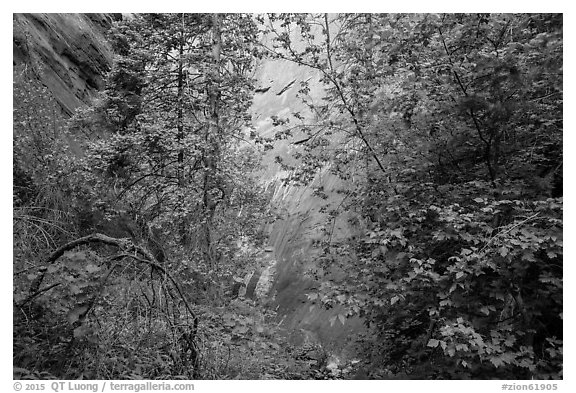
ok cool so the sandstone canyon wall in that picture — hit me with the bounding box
[13,13,117,115]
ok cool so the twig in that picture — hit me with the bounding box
[18,283,61,307]
[30,234,151,298]
[25,233,198,328]
[480,212,541,252]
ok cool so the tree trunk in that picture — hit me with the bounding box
[201,13,223,268]
[176,13,186,187]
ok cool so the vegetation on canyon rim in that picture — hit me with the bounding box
[13,13,562,379]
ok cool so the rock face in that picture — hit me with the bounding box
[13,13,117,115]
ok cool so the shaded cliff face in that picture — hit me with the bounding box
[13,13,117,115]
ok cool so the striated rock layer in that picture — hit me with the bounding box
[13,13,117,115]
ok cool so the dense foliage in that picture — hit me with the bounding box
[72,14,263,268]
[13,13,562,380]
[13,14,283,379]
[265,13,562,379]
